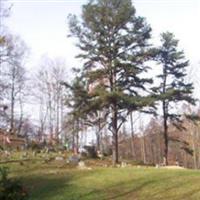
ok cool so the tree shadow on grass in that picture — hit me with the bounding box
[22,169,101,200]
[78,175,179,200]
[20,169,200,200]
[22,174,73,200]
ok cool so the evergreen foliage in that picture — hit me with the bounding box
[68,0,155,164]
[152,32,195,165]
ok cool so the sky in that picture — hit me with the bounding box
[1,0,200,137]
[2,0,200,108]
[3,0,200,69]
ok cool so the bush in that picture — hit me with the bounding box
[82,146,97,158]
[0,167,28,200]
[102,146,112,157]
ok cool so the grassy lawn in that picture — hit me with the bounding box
[2,160,200,200]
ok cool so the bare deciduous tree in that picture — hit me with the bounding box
[34,56,67,142]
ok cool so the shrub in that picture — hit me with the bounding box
[0,167,28,200]
[102,146,112,157]
[82,146,97,158]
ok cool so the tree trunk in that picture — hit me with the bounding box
[17,97,23,135]
[191,127,197,169]
[112,104,119,165]
[96,132,100,151]
[56,92,60,140]
[158,132,162,164]
[75,119,79,154]
[163,103,168,166]
[72,121,75,153]
[162,65,168,166]
[96,116,101,151]
[141,135,147,164]
[130,112,136,159]
[10,71,15,134]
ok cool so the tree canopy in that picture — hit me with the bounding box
[68,0,155,164]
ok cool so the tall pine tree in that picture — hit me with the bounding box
[68,0,154,165]
[153,32,195,165]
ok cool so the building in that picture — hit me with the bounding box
[0,129,26,149]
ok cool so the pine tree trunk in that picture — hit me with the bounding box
[162,65,169,166]
[112,104,119,166]
[72,121,76,153]
[75,119,79,154]
[158,132,162,164]
[96,132,100,151]
[96,116,101,151]
[163,102,168,166]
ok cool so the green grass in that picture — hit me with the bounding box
[2,160,200,200]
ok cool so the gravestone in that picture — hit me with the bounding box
[97,150,103,160]
[33,151,36,157]
[67,155,80,165]
[121,161,127,168]
[78,161,86,169]
[55,156,64,161]
[155,164,160,168]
